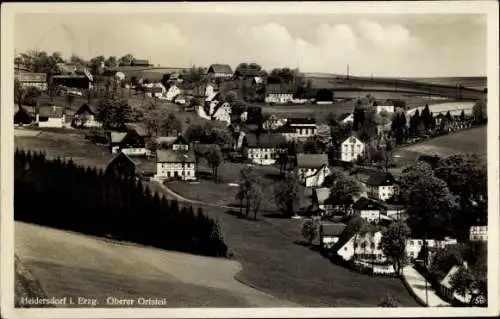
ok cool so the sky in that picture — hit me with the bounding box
[14,13,487,77]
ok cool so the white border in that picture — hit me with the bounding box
[1,2,499,318]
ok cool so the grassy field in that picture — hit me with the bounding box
[15,222,295,307]
[14,127,114,170]
[393,125,487,168]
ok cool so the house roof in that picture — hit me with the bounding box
[173,135,189,145]
[15,72,47,82]
[208,64,233,74]
[132,59,150,66]
[287,117,317,125]
[37,106,64,118]
[320,223,347,237]
[338,113,353,122]
[351,168,397,186]
[353,197,386,211]
[315,187,331,204]
[110,132,127,143]
[296,153,329,169]
[254,76,264,84]
[156,136,178,146]
[266,84,295,95]
[125,123,148,136]
[75,103,96,116]
[440,265,461,289]
[245,133,287,148]
[145,86,164,93]
[157,149,196,163]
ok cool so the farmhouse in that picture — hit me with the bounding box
[207,64,233,79]
[35,105,66,128]
[350,169,399,201]
[244,133,287,165]
[469,225,487,242]
[14,72,48,91]
[319,223,347,249]
[233,67,261,79]
[72,103,102,128]
[109,130,147,156]
[171,135,190,152]
[52,74,93,90]
[439,263,479,305]
[144,83,165,98]
[155,149,196,181]
[265,84,295,104]
[296,153,330,188]
[340,136,365,162]
[337,230,386,263]
[14,108,33,126]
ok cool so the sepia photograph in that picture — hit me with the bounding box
[1,1,498,318]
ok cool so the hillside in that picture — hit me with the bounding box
[15,222,296,307]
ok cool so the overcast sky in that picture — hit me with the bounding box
[15,13,486,77]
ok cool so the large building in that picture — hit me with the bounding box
[296,153,330,188]
[15,72,48,91]
[35,105,66,128]
[244,133,287,165]
[340,136,365,162]
[276,118,317,141]
[265,84,295,104]
[155,149,196,181]
[207,64,233,79]
[351,169,399,201]
[469,225,487,242]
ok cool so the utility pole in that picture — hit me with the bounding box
[346,64,350,81]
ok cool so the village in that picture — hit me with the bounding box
[13,53,488,308]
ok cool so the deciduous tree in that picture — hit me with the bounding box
[274,173,302,217]
[381,222,411,275]
[302,219,318,245]
[206,145,223,182]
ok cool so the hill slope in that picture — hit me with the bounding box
[15,222,296,308]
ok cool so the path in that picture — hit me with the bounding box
[15,222,296,308]
[402,266,450,307]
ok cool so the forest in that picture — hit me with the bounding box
[14,149,228,257]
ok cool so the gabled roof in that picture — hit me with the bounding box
[338,113,353,122]
[157,149,196,163]
[208,64,233,74]
[253,76,264,84]
[296,153,329,168]
[37,106,64,118]
[342,135,363,145]
[245,133,287,148]
[125,123,148,136]
[75,103,96,116]
[156,136,178,147]
[320,223,347,237]
[353,197,386,211]
[145,86,164,93]
[315,187,331,204]
[131,59,150,66]
[266,84,295,95]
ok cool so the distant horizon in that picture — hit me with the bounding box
[15,13,487,78]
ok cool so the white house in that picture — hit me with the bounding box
[352,197,387,224]
[351,169,399,201]
[469,225,487,242]
[405,237,458,260]
[244,133,287,165]
[319,223,347,249]
[171,135,190,152]
[196,105,212,121]
[165,84,182,101]
[212,102,232,126]
[296,153,330,188]
[276,118,317,141]
[155,149,196,181]
[263,114,287,130]
[337,230,386,263]
[144,84,165,98]
[72,103,102,128]
[341,136,365,162]
[205,84,217,101]
[36,105,66,128]
[15,72,48,91]
[265,84,295,104]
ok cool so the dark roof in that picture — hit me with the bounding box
[157,150,196,163]
[125,123,148,136]
[245,133,287,148]
[320,223,347,237]
[131,59,150,66]
[37,106,64,118]
[288,118,316,125]
[145,86,164,93]
[353,197,386,211]
[296,153,329,168]
[101,70,119,77]
[351,169,397,186]
[234,68,261,77]
[208,64,233,74]
[266,84,295,94]
[75,103,96,116]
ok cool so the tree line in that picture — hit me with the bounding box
[14,149,228,257]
